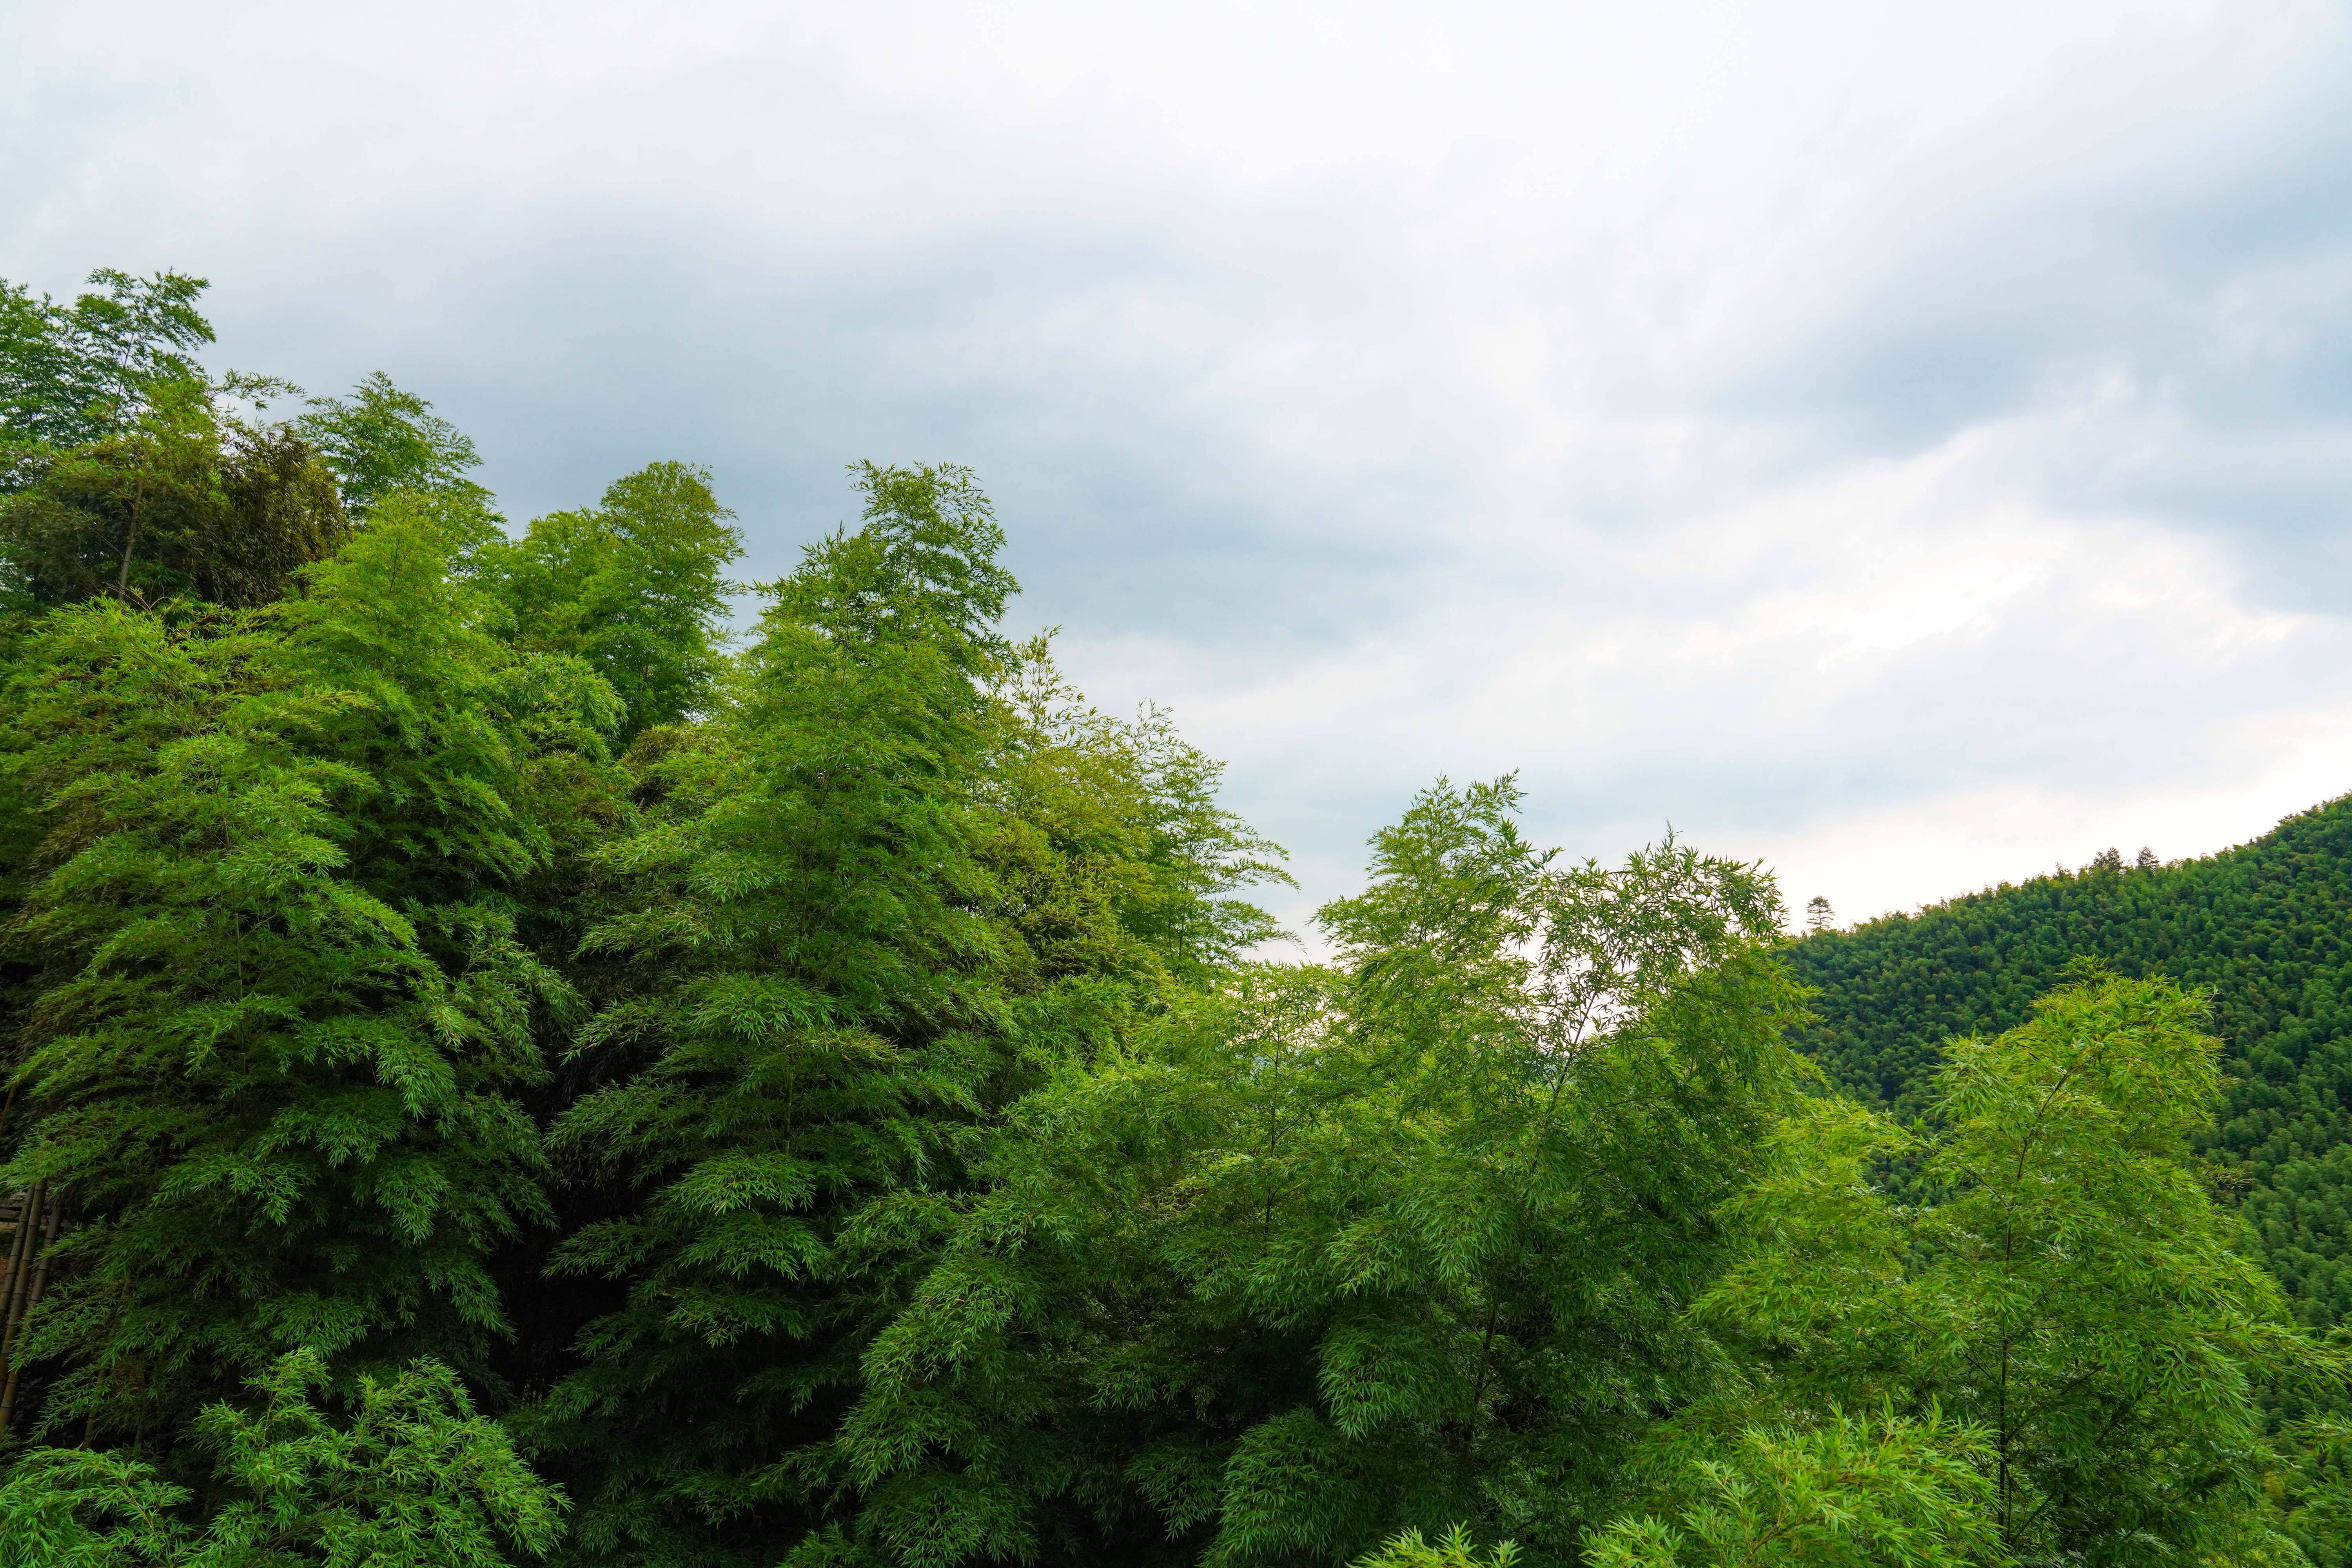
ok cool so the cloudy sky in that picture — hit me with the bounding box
[6,0,2350,934]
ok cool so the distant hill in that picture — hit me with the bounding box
[1786,795,2352,1326]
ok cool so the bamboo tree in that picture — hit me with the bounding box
[1581,1408,2008,1568]
[295,371,493,523]
[1,268,212,470]
[529,465,1287,1567]
[0,495,614,1452]
[527,464,1027,1566]
[0,1349,565,1566]
[484,462,744,744]
[0,381,348,612]
[827,782,1807,1567]
[1693,967,2332,1566]
[1915,970,2312,1563]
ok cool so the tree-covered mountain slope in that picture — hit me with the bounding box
[1786,793,2352,1325]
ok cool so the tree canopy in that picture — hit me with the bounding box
[1787,800,2352,1329]
[2,264,2346,1568]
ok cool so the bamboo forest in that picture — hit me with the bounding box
[4,267,2351,1568]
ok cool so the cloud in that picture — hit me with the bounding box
[5,0,2349,933]
[1694,5,2352,577]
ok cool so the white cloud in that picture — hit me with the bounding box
[5,0,2349,933]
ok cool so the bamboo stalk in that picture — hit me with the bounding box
[0,1191,61,1432]
[0,1190,29,1328]
[0,1180,46,1371]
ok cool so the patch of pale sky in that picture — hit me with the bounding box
[1764,705,2352,929]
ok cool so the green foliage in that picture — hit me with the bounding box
[0,266,368,616]
[0,382,350,611]
[485,461,744,741]
[2279,1419,2352,1566]
[1704,972,2323,1566]
[1352,1524,1520,1568]
[826,786,1807,1567]
[0,269,213,468]
[1586,1408,2007,1568]
[0,496,609,1449]
[986,635,1288,994]
[520,464,1292,1566]
[295,372,493,522]
[0,1447,187,1567]
[1788,801,2352,1326]
[0,1349,564,1566]
[6,260,2341,1568]
[520,463,1033,1564]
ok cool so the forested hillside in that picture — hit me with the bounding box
[2,267,2347,1568]
[1788,799,2352,1325]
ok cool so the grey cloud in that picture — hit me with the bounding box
[1700,25,2352,556]
[9,0,2352,929]
[179,187,1470,659]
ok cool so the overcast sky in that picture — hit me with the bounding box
[6,0,2350,935]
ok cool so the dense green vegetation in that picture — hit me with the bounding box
[0,267,2346,1566]
[1788,802,2352,1327]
